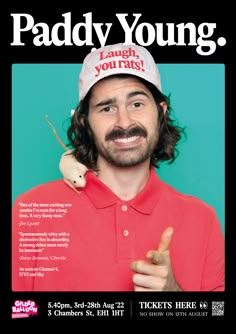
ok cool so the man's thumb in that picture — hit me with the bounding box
[157,227,174,252]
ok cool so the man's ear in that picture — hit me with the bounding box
[80,114,85,126]
[160,101,167,115]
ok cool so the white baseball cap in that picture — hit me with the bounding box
[79,43,162,101]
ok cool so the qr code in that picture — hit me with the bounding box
[212,301,224,316]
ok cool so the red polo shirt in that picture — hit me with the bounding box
[12,167,225,291]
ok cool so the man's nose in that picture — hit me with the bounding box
[115,109,135,129]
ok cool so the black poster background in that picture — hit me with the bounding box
[2,4,235,325]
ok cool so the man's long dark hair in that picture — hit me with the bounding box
[67,75,185,171]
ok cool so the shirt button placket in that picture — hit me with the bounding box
[121,205,129,236]
[116,203,132,260]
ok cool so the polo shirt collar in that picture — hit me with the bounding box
[84,167,162,214]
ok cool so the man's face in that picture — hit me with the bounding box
[88,76,165,168]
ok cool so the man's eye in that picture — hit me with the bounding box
[132,102,144,109]
[102,106,111,112]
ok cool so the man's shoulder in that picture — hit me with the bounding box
[13,179,69,203]
[162,180,215,214]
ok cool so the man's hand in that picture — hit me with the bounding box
[130,227,182,291]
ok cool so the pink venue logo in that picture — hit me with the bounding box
[12,300,38,319]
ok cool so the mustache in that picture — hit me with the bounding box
[105,126,147,141]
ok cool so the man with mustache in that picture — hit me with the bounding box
[12,43,225,292]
